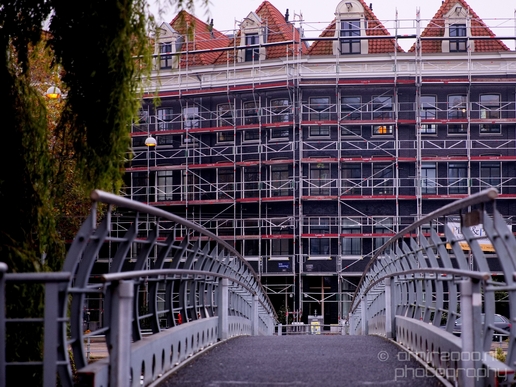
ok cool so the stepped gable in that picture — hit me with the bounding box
[408,0,509,53]
[308,0,404,56]
[214,1,308,64]
[170,10,230,67]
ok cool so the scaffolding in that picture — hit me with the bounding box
[124,5,516,324]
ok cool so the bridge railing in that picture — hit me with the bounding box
[0,190,276,387]
[348,188,516,386]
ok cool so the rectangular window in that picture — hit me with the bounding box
[309,126,330,137]
[340,20,361,54]
[218,103,234,127]
[309,97,331,121]
[479,94,501,133]
[183,107,199,129]
[309,163,330,195]
[243,101,259,125]
[341,164,361,195]
[182,171,199,200]
[448,95,467,134]
[243,129,260,142]
[245,33,260,62]
[448,162,468,194]
[270,127,290,139]
[218,168,234,199]
[420,95,437,134]
[157,108,174,130]
[159,42,173,69]
[309,219,330,256]
[157,171,174,201]
[480,162,500,189]
[341,96,362,120]
[341,219,361,256]
[272,238,290,256]
[270,99,291,123]
[372,164,393,195]
[421,163,436,194]
[374,219,392,254]
[244,240,259,256]
[217,131,233,143]
[243,166,260,197]
[372,96,393,119]
[373,125,393,135]
[450,24,467,52]
[271,165,291,197]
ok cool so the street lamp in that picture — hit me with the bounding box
[45,86,62,100]
[145,135,157,147]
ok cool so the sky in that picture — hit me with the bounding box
[148,0,516,50]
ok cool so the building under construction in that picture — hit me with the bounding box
[124,0,516,326]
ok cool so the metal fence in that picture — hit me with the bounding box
[348,188,516,386]
[0,190,276,387]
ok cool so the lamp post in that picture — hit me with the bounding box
[45,86,62,100]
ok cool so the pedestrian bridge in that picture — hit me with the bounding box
[1,188,515,387]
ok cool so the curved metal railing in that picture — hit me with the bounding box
[348,188,516,386]
[0,190,276,387]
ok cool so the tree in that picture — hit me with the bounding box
[0,0,207,384]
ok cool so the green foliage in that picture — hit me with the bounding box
[494,346,506,363]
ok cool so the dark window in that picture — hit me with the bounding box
[270,99,291,123]
[341,220,361,256]
[157,108,174,130]
[243,129,260,141]
[271,165,290,196]
[243,101,259,125]
[159,42,173,69]
[218,103,234,127]
[157,171,174,201]
[217,131,233,143]
[341,96,362,120]
[218,168,234,198]
[448,162,468,194]
[374,219,392,253]
[479,95,501,133]
[309,163,330,195]
[420,95,437,134]
[245,33,260,62]
[309,219,330,256]
[341,164,361,195]
[480,162,500,189]
[448,95,467,133]
[243,166,260,197]
[340,20,361,54]
[309,125,330,137]
[271,127,290,139]
[309,97,331,121]
[372,164,393,195]
[450,24,467,52]
[372,96,393,119]
[421,163,436,194]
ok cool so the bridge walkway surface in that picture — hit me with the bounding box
[157,335,444,387]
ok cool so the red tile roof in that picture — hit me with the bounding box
[308,0,403,56]
[170,11,230,67]
[408,0,509,53]
[214,1,308,64]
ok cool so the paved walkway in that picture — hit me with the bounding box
[158,335,444,387]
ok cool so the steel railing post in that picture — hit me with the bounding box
[218,278,229,341]
[385,277,395,339]
[460,279,482,387]
[110,280,133,387]
[361,297,368,335]
[43,282,59,387]
[252,295,259,336]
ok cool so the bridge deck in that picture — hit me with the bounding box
[158,335,444,387]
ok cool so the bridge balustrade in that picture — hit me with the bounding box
[349,188,516,386]
[0,190,276,387]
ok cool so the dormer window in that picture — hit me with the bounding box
[333,0,368,55]
[159,42,173,69]
[442,4,474,53]
[245,33,260,62]
[340,20,360,54]
[450,24,467,52]
[239,12,266,63]
[154,22,183,70]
